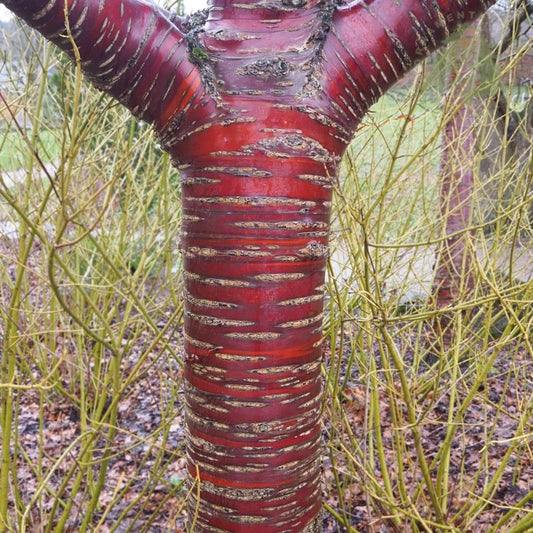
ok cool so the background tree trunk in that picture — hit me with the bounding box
[477,5,533,234]
[432,5,533,346]
[0,0,494,530]
[432,23,480,346]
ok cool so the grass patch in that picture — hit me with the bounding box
[0,129,60,172]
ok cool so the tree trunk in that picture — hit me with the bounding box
[1,0,493,530]
[477,10,533,234]
[432,10,533,344]
[432,23,480,345]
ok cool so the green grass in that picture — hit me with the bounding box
[0,129,60,172]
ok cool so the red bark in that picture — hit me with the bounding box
[1,0,493,530]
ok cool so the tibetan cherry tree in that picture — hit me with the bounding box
[2,0,493,531]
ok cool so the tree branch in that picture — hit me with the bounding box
[331,0,495,110]
[0,0,206,136]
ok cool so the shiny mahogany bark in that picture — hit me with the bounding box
[2,0,493,530]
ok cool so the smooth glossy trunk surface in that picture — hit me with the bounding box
[174,105,341,531]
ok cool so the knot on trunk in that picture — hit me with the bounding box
[258,0,308,10]
[255,133,333,163]
[282,0,308,7]
[237,57,293,79]
[298,241,329,259]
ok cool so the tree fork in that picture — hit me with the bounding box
[1,0,494,531]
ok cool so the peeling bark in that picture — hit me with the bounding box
[1,0,494,530]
